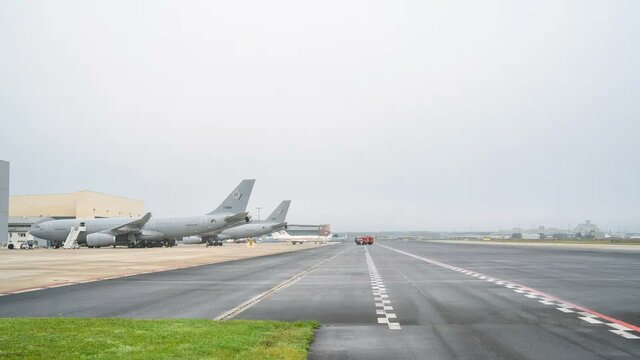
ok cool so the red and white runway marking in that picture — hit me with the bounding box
[380,244,640,340]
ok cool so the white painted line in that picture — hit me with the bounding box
[47,283,72,288]
[365,247,401,331]
[12,288,44,294]
[539,300,555,306]
[606,323,633,331]
[580,316,604,324]
[578,312,597,317]
[215,249,345,320]
[557,308,575,313]
[610,330,640,339]
[388,323,402,330]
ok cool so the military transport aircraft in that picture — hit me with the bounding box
[30,179,255,248]
[183,200,291,246]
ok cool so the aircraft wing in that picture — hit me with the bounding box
[107,212,152,235]
[224,212,249,224]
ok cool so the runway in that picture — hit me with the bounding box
[0,241,638,359]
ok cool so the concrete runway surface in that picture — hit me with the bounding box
[0,243,325,293]
[0,240,638,359]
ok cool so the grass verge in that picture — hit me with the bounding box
[0,318,319,360]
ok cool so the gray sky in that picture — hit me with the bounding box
[1,1,639,232]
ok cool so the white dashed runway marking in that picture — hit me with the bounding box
[365,247,401,330]
[379,244,640,340]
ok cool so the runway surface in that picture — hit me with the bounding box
[1,240,638,359]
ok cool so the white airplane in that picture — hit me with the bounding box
[30,180,255,248]
[270,230,330,245]
[183,200,291,246]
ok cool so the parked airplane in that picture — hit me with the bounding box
[183,200,291,246]
[270,230,330,245]
[30,179,255,248]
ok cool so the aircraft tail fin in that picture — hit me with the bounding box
[208,179,256,215]
[265,200,291,223]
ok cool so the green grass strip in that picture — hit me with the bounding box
[0,318,319,360]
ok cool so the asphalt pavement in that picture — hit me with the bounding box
[0,240,638,359]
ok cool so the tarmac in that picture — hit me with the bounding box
[0,240,638,359]
[0,243,326,293]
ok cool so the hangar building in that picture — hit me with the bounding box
[10,190,145,219]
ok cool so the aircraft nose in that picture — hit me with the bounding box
[30,226,42,237]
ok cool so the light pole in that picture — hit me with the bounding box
[256,207,262,222]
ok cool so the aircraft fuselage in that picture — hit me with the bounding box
[30,214,237,244]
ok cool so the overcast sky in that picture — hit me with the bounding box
[1,1,639,232]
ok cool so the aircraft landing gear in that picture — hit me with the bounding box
[206,239,223,247]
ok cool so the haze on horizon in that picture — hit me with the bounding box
[1,1,639,232]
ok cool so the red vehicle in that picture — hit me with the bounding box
[355,236,375,245]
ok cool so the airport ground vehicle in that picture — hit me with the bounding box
[355,236,374,245]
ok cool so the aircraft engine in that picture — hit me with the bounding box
[182,236,203,245]
[86,233,116,247]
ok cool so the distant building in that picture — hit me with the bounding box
[286,224,331,236]
[522,233,541,240]
[497,225,573,240]
[573,220,604,238]
[0,161,9,247]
